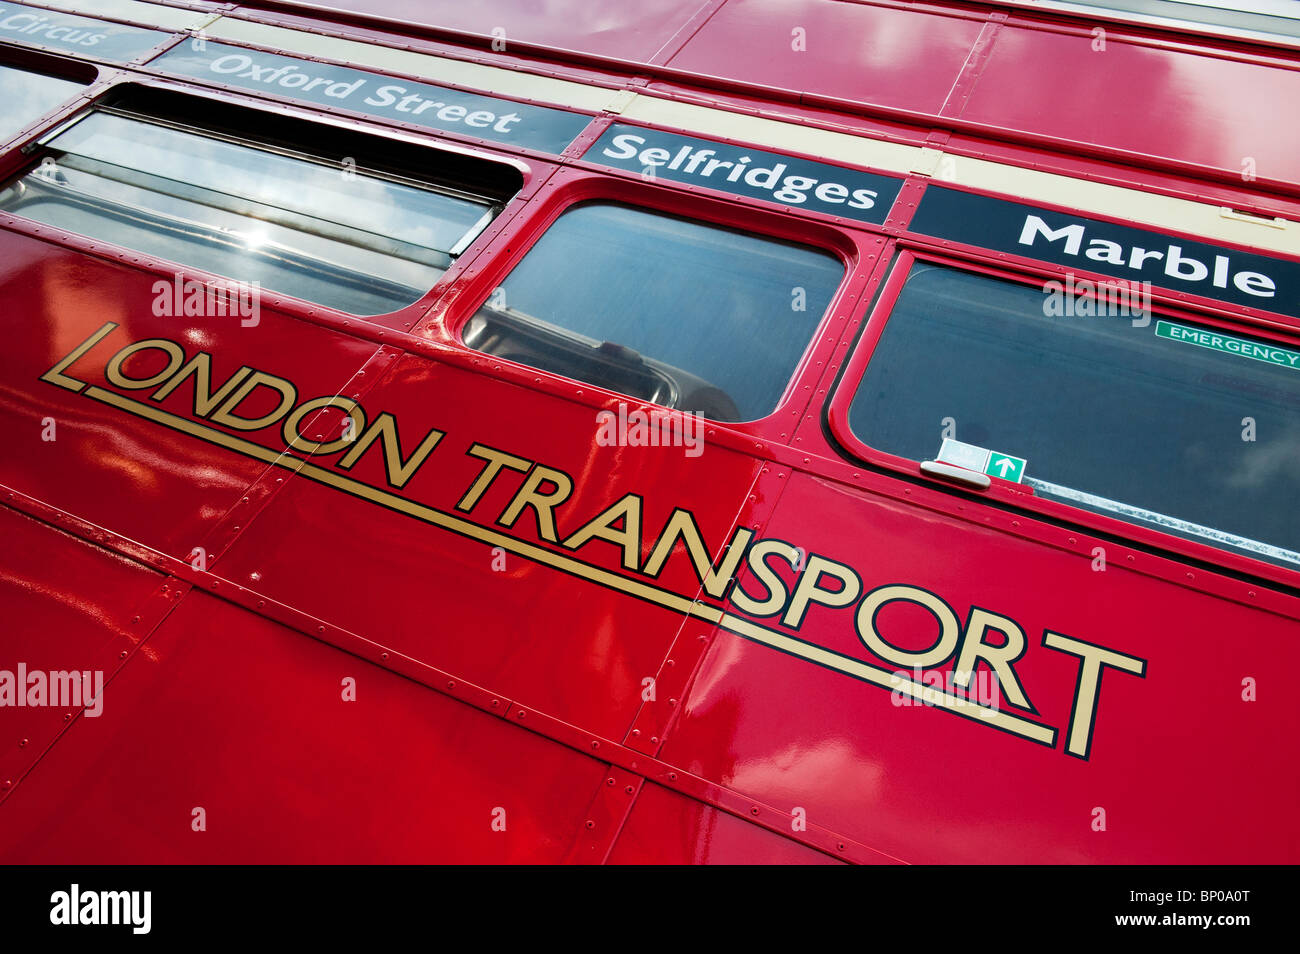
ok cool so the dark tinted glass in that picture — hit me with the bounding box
[461,202,844,422]
[849,263,1300,568]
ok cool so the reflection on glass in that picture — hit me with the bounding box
[0,111,497,315]
[0,64,83,143]
[849,263,1300,568]
[463,203,844,422]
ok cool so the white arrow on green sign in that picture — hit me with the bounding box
[936,439,1027,483]
[985,453,1026,483]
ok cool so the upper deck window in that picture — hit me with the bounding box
[846,262,1300,569]
[0,90,520,316]
[461,202,844,421]
[0,63,83,143]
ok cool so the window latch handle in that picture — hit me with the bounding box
[920,460,992,490]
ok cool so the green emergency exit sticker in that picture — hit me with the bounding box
[1156,320,1300,371]
[936,439,1028,483]
[985,453,1026,483]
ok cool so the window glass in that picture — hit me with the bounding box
[0,64,83,143]
[848,263,1300,568]
[461,202,844,421]
[0,109,502,315]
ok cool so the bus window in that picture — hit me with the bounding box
[460,202,844,422]
[847,262,1300,569]
[0,63,83,143]
[0,99,515,316]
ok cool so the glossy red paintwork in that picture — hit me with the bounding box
[263,0,715,62]
[0,233,382,560]
[667,0,989,115]
[0,587,608,863]
[0,507,165,802]
[1,0,1299,864]
[607,783,844,864]
[660,470,1300,863]
[960,22,1300,187]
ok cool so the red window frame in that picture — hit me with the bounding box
[0,46,98,164]
[0,74,544,332]
[827,243,1300,591]
[432,164,875,443]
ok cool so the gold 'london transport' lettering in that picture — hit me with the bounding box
[43,323,1147,760]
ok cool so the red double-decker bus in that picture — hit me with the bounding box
[0,0,1297,865]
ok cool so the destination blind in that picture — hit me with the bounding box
[150,42,592,155]
[0,2,171,62]
[909,186,1300,317]
[586,123,904,225]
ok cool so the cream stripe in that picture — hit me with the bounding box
[619,95,925,177]
[12,0,211,31]
[202,16,619,113]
